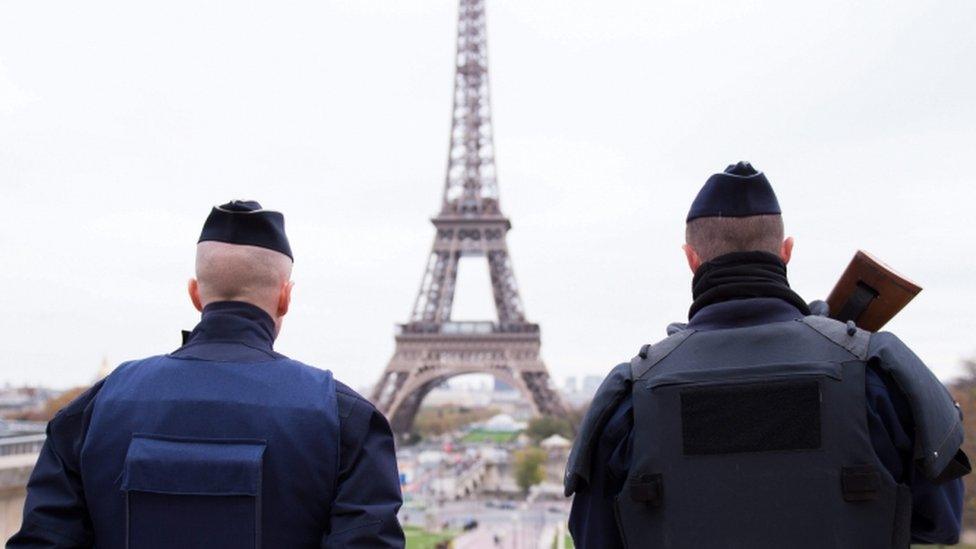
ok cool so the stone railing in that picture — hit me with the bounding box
[0,452,38,539]
[0,435,46,457]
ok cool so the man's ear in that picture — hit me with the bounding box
[277,280,294,317]
[682,244,702,274]
[188,279,204,312]
[781,237,795,265]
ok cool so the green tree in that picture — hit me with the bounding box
[526,415,574,442]
[410,405,498,440]
[32,386,89,421]
[513,447,547,494]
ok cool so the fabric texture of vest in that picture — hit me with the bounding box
[80,352,340,549]
[616,317,909,549]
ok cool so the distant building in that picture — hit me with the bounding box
[0,419,45,433]
[559,374,606,408]
[480,414,527,433]
[540,434,572,451]
[0,390,33,411]
[563,376,578,394]
[0,387,58,419]
[493,378,515,392]
[541,434,573,486]
[423,384,493,408]
[582,375,603,397]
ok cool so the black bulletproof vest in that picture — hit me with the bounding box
[616,317,910,549]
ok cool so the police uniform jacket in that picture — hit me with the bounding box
[567,297,965,547]
[8,301,404,548]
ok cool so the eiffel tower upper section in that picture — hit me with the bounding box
[441,0,500,219]
[407,0,529,330]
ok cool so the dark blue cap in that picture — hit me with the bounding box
[198,200,293,261]
[686,161,781,222]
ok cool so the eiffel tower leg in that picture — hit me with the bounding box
[386,375,441,434]
[436,251,460,322]
[487,249,525,324]
[370,369,410,413]
[373,333,568,438]
[413,251,448,323]
[520,369,565,417]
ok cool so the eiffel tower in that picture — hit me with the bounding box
[371,0,565,435]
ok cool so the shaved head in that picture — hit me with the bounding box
[192,241,293,324]
[685,215,785,263]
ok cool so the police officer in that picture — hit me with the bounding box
[9,201,404,548]
[565,163,968,548]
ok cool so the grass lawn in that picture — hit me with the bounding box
[461,429,517,444]
[404,525,454,549]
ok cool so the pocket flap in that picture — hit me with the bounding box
[121,434,266,496]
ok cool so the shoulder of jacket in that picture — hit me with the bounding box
[798,315,871,360]
[334,379,379,419]
[51,378,107,424]
[631,328,697,380]
[565,361,633,496]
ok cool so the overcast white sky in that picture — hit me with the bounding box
[1,0,974,392]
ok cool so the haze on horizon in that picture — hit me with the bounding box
[1,0,974,391]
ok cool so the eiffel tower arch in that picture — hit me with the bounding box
[371,0,565,435]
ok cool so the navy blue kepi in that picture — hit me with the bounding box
[198,200,293,261]
[686,161,781,222]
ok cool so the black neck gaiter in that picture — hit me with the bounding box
[690,251,811,320]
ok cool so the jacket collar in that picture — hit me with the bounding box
[687,297,807,331]
[181,301,277,352]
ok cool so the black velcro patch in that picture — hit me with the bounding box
[841,465,881,501]
[681,380,821,455]
[628,473,663,505]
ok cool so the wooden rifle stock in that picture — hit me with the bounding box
[826,250,922,332]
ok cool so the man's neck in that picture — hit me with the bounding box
[202,298,278,329]
[196,301,278,345]
[175,300,284,361]
[689,251,809,320]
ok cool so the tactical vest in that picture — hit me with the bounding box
[615,316,911,548]
[80,354,340,549]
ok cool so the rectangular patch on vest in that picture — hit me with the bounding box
[680,380,821,455]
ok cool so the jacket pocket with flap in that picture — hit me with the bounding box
[120,434,267,549]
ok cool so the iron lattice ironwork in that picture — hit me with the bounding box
[371,0,565,435]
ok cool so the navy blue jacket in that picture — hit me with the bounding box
[569,297,964,547]
[8,301,404,548]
